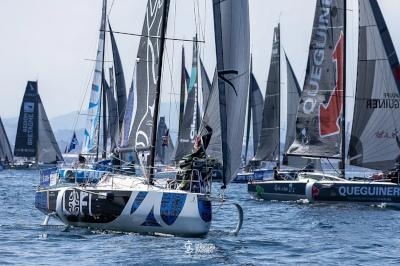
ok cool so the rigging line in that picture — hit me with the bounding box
[102,30,205,43]
[107,0,116,17]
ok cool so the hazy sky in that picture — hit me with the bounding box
[0,0,399,125]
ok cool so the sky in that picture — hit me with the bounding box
[0,0,400,126]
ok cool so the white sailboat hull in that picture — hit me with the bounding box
[35,176,212,237]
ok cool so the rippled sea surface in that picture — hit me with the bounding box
[1,170,400,265]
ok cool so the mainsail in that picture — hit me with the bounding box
[173,38,200,162]
[127,0,169,151]
[14,81,39,158]
[244,72,263,160]
[120,61,137,147]
[37,96,63,163]
[200,59,212,113]
[82,0,107,154]
[0,118,13,162]
[212,0,250,185]
[348,0,400,170]
[14,81,63,163]
[156,117,174,165]
[109,22,127,131]
[104,75,119,151]
[254,25,281,163]
[288,0,345,159]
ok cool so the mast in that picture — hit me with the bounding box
[341,0,347,176]
[149,0,170,184]
[277,23,281,168]
[244,56,253,163]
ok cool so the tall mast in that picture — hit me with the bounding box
[277,23,281,168]
[95,0,107,161]
[149,0,170,184]
[341,0,347,176]
[195,34,200,133]
[244,55,253,163]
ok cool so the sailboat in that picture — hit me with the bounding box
[0,117,13,169]
[35,0,249,236]
[248,0,347,200]
[14,81,63,169]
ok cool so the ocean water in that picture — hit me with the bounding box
[1,170,400,265]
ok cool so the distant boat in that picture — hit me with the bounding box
[0,117,13,169]
[14,81,63,169]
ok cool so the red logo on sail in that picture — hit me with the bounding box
[319,32,344,137]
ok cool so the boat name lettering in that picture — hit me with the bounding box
[338,186,400,197]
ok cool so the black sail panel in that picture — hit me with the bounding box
[104,78,119,151]
[14,81,39,158]
[173,38,199,162]
[0,117,13,162]
[255,25,281,162]
[109,22,127,131]
[127,0,170,151]
[200,59,212,112]
[249,73,263,157]
[348,0,400,170]
[37,96,63,163]
[287,0,345,159]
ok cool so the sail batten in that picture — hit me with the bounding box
[348,0,400,170]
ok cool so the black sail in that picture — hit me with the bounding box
[127,0,170,151]
[200,58,212,113]
[156,117,174,165]
[288,0,345,159]
[0,117,13,162]
[249,73,264,157]
[37,96,63,163]
[212,0,250,185]
[255,25,281,163]
[14,81,39,158]
[104,77,119,151]
[348,0,400,170]
[173,38,200,162]
[109,22,127,131]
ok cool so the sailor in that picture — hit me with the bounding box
[78,153,86,164]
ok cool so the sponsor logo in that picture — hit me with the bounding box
[24,102,34,113]
[274,184,295,193]
[302,0,333,115]
[367,93,400,109]
[63,190,93,216]
[319,32,344,137]
[338,186,400,197]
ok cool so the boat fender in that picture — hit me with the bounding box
[106,192,115,201]
[230,203,243,236]
[305,181,316,203]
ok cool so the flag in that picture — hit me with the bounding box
[67,132,79,153]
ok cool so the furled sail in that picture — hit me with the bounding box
[200,59,212,113]
[173,38,200,162]
[127,0,170,151]
[254,25,281,163]
[14,81,39,158]
[120,62,137,147]
[212,0,250,185]
[348,0,400,170]
[37,96,63,163]
[287,0,345,159]
[0,118,13,162]
[82,0,107,154]
[109,22,127,131]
